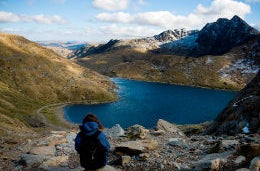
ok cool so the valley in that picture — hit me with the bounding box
[0,15,259,170]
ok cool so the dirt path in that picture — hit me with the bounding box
[36,98,117,131]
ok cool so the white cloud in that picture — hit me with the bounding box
[95,0,251,29]
[92,0,129,11]
[0,11,66,24]
[96,12,132,23]
[0,11,20,22]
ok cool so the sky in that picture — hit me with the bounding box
[0,0,260,42]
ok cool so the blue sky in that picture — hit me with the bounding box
[0,0,259,42]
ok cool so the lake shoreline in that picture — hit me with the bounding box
[64,78,237,128]
[111,77,241,92]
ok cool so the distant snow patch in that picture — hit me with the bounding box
[242,122,250,134]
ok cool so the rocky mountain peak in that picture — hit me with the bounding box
[154,29,190,42]
[196,15,260,55]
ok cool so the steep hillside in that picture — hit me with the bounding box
[73,16,259,90]
[0,32,116,138]
[205,70,260,135]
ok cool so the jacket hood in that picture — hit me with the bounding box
[79,122,99,136]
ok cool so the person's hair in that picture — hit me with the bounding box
[82,113,104,129]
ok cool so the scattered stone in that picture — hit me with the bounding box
[139,153,150,161]
[39,156,69,169]
[250,157,260,171]
[155,119,184,136]
[191,151,234,171]
[50,131,67,135]
[67,152,80,169]
[237,143,260,161]
[121,155,131,166]
[235,155,246,165]
[168,138,188,148]
[30,146,56,156]
[220,139,240,150]
[172,161,181,170]
[149,129,165,136]
[4,121,260,171]
[20,154,48,168]
[115,140,158,155]
[105,124,125,138]
[235,168,250,171]
[127,124,149,139]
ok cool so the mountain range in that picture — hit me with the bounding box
[39,41,86,57]
[71,15,259,90]
[0,15,259,139]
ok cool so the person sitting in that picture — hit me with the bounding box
[75,113,110,170]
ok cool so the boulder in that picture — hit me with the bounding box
[168,138,188,148]
[39,156,69,169]
[105,124,125,138]
[237,143,260,161]
[191,151,234,171]
[121,155,131,166]
[30,146,56,156]
[235,155,246,165]
[220,140,240,150]
[127,124,149,139]
[250,157,260,171]
[155,119,184,136]
[20,154,48,168]
[115,140,158,155]
[139,153,150,161]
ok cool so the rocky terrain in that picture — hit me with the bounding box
[0,15,259,171]
[205,70,260,135]
[72,16,260,90]
[1,119,259,171]
[69,29,197,59]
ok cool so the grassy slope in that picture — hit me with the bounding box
[0,33,117,139]
[76,46,252,90]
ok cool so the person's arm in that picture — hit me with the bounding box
[74,133,82,153]
[98,132,110,150]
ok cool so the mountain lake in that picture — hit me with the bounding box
[64,78,238,128]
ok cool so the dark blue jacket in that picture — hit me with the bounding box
[75,122,110,167]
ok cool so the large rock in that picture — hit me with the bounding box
[39,156,69,169]
[237,143,260,162]
[115,140,158,155]
[127,124,149,139]
[168,138,188,148]
[105,124,125,138]
[191,151,234,171]
[30,146,56,156]
[20,154,49,168]
[250,157,260,171]
[155,119,184,136]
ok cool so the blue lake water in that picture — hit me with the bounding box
[64,78,237,128]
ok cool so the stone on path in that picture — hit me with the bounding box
[115,140,158,155]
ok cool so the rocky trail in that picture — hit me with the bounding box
[0,119,259,171]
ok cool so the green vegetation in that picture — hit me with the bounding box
[0,32,117,138]
[177,122,211,136]
[76,48,246,90]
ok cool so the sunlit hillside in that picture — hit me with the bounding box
[0,32,117,138]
